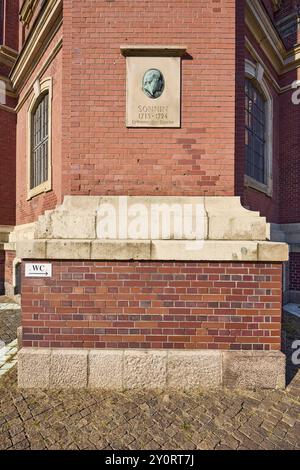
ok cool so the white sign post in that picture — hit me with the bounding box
[25,263,52,278]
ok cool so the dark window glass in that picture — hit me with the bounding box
[31,93,49,189]
[245,78,266,184]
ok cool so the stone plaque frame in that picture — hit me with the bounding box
[121,45,186,128]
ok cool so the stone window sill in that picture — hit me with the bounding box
[244,175,273,198]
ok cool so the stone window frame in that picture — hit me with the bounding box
[244,59,273,197]
[27,77,52,200]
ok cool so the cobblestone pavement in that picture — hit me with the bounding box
[0,340,17,377]
[0,297,20,346]
[0,303,299,450]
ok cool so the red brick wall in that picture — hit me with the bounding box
[0,0,18,50]
[289,252,300,291]
[0,1,3,44]
[0,0,18,228]
[3,0,19,50]
[0,108,16,225]
[16,32,62,225]
[11,1,300,227]
[4,250,15,290]
[235,0,246,199]
[61,0,241,199]
[21,260,282,351]
[279,69,300,224]
[0,63,9,76]
[0,250,4,294]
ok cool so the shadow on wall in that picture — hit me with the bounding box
[282,310,300,385]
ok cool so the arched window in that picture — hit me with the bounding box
[31,92,49,189]
[27,77,52,199]
[244,60,273,195]
[245,78,266,184]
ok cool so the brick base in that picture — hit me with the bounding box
[21,260,283,351]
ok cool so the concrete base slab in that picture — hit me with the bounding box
[167,350,222,389]
[124,350,167,389]
[89,350,123,390]
[222,351,286,390]
[17,348,286,391]
[18,349,51,388]
[50,349,88,389]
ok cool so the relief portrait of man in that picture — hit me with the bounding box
[142,69,165,99]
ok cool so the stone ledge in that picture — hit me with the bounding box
[4,243,16,251]
[16,239,288,261]
[32,196,270,241]
[17,348,286,391]
[120,45,187,57]
[9,196,288,261]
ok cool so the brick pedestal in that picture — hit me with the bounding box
[13,195,288,390]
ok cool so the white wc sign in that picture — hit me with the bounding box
[25,263,52,278]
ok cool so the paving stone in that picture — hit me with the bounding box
[0,364,298,451]
[0,301,300,450]
[0,306,20,346]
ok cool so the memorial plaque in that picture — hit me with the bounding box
[126,56,181,128]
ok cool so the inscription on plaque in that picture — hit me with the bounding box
[134,105,170,126]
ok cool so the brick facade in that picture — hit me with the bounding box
[243,0,300,301]
[0,109,16,226]
[60,0,239,201]
[21,261,282,351]
[279,69,300,224]
[0,250,4,295]
[0,0,18,50]
[0,0,18,227]
[0,0,298,389]
[11,0,300,226]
